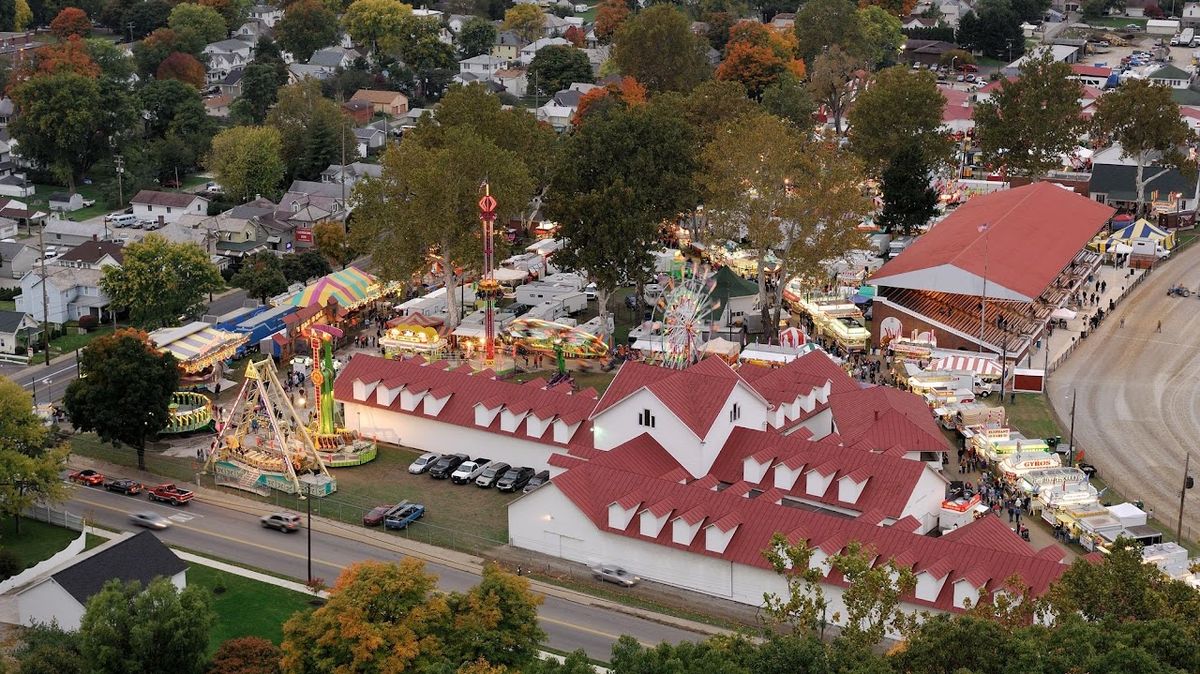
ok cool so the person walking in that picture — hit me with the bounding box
[1157,319,1162,333]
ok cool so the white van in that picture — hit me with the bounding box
[106,213,137,227]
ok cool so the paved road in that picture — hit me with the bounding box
[14,358,79,406]
[64,484,704,659]
[1048,246,1200,540]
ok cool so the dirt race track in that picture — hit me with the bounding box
[1049,243,1200,541]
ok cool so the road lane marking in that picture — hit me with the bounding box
[539,616,652,646]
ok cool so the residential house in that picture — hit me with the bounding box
[0,198,45,230]
[0,240,37,279]
[936,0,974,27]
[234,18,271,45]
[55,240,124,269]
[493,31,525,61]
[218,68,244,98]
[250,3,283,26]
[519,36,571,65]
[204,39,255,83]
[202,197,277,259]
[279,180,347,219]
[447,14,473,33]
[1001,44,1078,77]
[543,13,569,36]
[14,265,111,325]
[16,532,186,631]
[320,162,382,192]
[0,136,33,197]
[0,96,14,127]
[0,309,38,354]
[47,192,84,213]
[398,107,433,132]
[904,39,957,67]
[1180,105,1200,133]
[130,190,209,225]
[350,89,409,116]
[494,68,528,96]
[309,46,360,70]
[460,54,509,79]
[770,12,796,29]
[1089,142,1200,212]
[0,215,14,238]
[1149,64,1192,89]
[536,84,597,131]
[582,45,610,75]
[353,126,387,157]
[288,62,334,82]
[1183,1,1200,27]
[901,16,940,29]
[41,219,107,248]
[342,100,373,125]
[205,94,232,118]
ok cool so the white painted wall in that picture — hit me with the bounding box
[18,579,84,630]
[900,468,950,534]
[132,197,206,224]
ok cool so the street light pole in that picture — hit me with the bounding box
[1068,388,1077,468]
[1178,451,1192,542]
[305,491,312,583]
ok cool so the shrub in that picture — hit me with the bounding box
[77,315,97,330]
[0,548,23,579]
[208,636,282,674]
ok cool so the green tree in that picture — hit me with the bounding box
[502,3,544,43]
[9,71,102,192]
[230,36,289,123]
[126,0,172,38]
[0,378,68,534]
[1091,78,1197,215]
[85,37,134,80]
[167,2,226,47]
[99,234,223,330]
[394,14,457,76]
[958,0,1023,60]
[351,127,532,328]
[63,328,181,469]
[275,0,338,61]
[528,44,593,96]
[848,65,951,174]
[794,0,861,65]
[877,142,938,236]
[974,52,1082,179]
[314,220,356,269]
[457,15,497,58]
[267,79,355,181]
[829,541,917,649]
[208,636,283,674]
[855,5,903,69]
[806,45,857,136]
[281,250,331,282]
[232,251,289,302]
[14,623,84,674]
[79,576,214,674]
[443,563,546,669]
[206,125,286,201]
[613,4,710,93]
[761,71,814,128]
[341,0,412,55]
[139,77,213,140]
[0,375,52,455]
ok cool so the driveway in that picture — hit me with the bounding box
[1048,243,1200,541]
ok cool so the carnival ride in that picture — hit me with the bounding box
[305,324,377,467]
[161,391,215,434]
[649,261,719,369]
[205,358,336,497]
[508,318,609,378]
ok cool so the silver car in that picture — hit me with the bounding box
[591,564,639,587]
[129,511,171,530]
[407,452,441,475]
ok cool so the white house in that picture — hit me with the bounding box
[0,309,39,353]
[42,218,107,248]
[204,39,255,83]
[1148,64,1192,89]
[0,240,37,279]
[1183,1,1200,27]
[249,3,283,27]
[494,68,528,96]
[131,190,209,225]
[14,265,110,325]
[519,37,571,65]
[16,531,187,631]
[459,54,509,78]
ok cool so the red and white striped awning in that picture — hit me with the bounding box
[929,355,1002,376]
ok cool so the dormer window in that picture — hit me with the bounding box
[638,409,655,428]
[729,402,741,422]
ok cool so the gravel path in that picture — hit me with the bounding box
[1048,244,1200,541]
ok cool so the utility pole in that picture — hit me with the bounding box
[1179,451,1193,542]
[1067,388,1077,468]
[37,222,50,366]
[114,154,125,208]
[126,21,134,43]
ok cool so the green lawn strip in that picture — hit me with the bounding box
[0,518,80,569]
[1086,16,1147,27]
[187,564,314,653]
[49,324,114,356]
[0,300,14,311]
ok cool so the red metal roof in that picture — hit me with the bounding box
[941,513,1034,556]
[870,182,1115,301]
[1071,64,1111,78]
[829,386,950,454]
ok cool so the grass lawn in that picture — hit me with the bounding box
[578,2,598,22]
[0,518,83,569]
[0,300,13,311]
[49,324,114,357]
[187,564,314,653]
[31,183,109,222]
[1002,392,1063,439]
[1086,16,1147,28]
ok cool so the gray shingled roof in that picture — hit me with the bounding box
[51,531,187,604]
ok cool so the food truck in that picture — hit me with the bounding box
[998,452,1062,482]
[939,492,990,532]
[954,404,1006,436]
[1039,482,1102,528]
[1019,467,1088,495]
[970,428,1050,462]
[794,296,870,353]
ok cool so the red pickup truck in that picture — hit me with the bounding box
[146,483,194,506]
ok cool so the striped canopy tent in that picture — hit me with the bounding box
[1110,218,1176,250]
[288,267,382,312]
[149,322,248,374]
[928,355,1003,376]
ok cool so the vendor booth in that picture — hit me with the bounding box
[288,266,387,315]
[794,296,870,353]
[998,452,1063,482]
[381,312,448,359]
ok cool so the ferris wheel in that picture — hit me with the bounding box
[651,261,718,369]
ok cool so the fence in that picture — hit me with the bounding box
[23,504,84,532]
[1047,267,1150,375]
[0,530,86,594]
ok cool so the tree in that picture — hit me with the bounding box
[503,3,544,44]
[957,0,1024,60]
[208,637,282,674]
[527,45,593,96]
[231,61,284,123]
[973,52,1082,178]
[716,41,785,99]
[794,0,861,65]
[281,250,331,283]
[79,577,214,674]
[232,251,289,302]
[862,0,917,15]
[828,541,916,649]
[167,2,226,47]
[563,24,585,47]
[63,329,181,469]
[394,14,457,76]
[939,47,974,69]
[806,46,857,136]
[9,72,102,192]
[156,51,206,88]
[341,0,412,55]
[14,623,84,674]
[199,0,252,32]
[457,15,497,58]
[207,126,286,201]
[352,127,531,328]
[1091,78,1197,215]
[14,0,31,29]
[0,376,51,455]
[267,79,355,181]
[100,234,222,330]
[133,28,186,77]
[314,220,356,268]
[761,71,814,128]
[847,66,952,174]
[855,5,903,69]
[275,0,338,61]
[139,77,212,140]
[877,142,938,235]
[574,75,647,124]
[0,378,68,534]
[593,0,628,43]
[614,5,710,93]
[548,102,699,343]
[50,6,91,37]
[19,34,101,79]
[443,563,546,668]
[126,0,172,38]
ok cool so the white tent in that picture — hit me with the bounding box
[492,267,528,283]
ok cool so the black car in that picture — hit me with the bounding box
[496,466,536,492]
[428,453,469,479]
[104,478,143,495]
[523,470,550,493]
[474,462,510,488]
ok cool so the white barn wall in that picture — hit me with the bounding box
[902,469,951,533]
[18,579,83,630]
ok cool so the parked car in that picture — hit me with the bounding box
[451,458,489,484]
[428,453,469,479]
[496,466,536,492]
[363,504,394,526]
[408,452,441,475]
[104,478,143,495]
[68,469,105,486]
[129,511,171,530]
[523,470,551,493]
[591,564,639,587]
[475,462,510,488]
[384,502,426,529]
[147,483,194,505]
[261,513,302,532]
[1079,462,1099,479]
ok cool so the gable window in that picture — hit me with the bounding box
[166,207,172,214]
[730,402,741,422]
[638,409,655,428]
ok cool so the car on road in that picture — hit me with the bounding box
[523,470,550,493]
[450,458,490,484]
[104,478,143,495]
[261,513,302,532]
[147,483,194,505]
[68,469,105,486]
[474,462,510,488]
[591,564,638,587]
[408,452,441,475]
[496,466,536,492]
[384,502,426,530]
[129,511,172,530]
[428,453,469,479]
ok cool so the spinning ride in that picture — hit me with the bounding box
[161,391,215,434]
[509,318,608,376]
[650,262,718,369]
[306,324,377,467]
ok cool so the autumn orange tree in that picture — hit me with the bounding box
[573,75,647,126]
[593,0,628,43]
[716,21,805,99]
[156,52,206,89]
[49,7,91,38]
